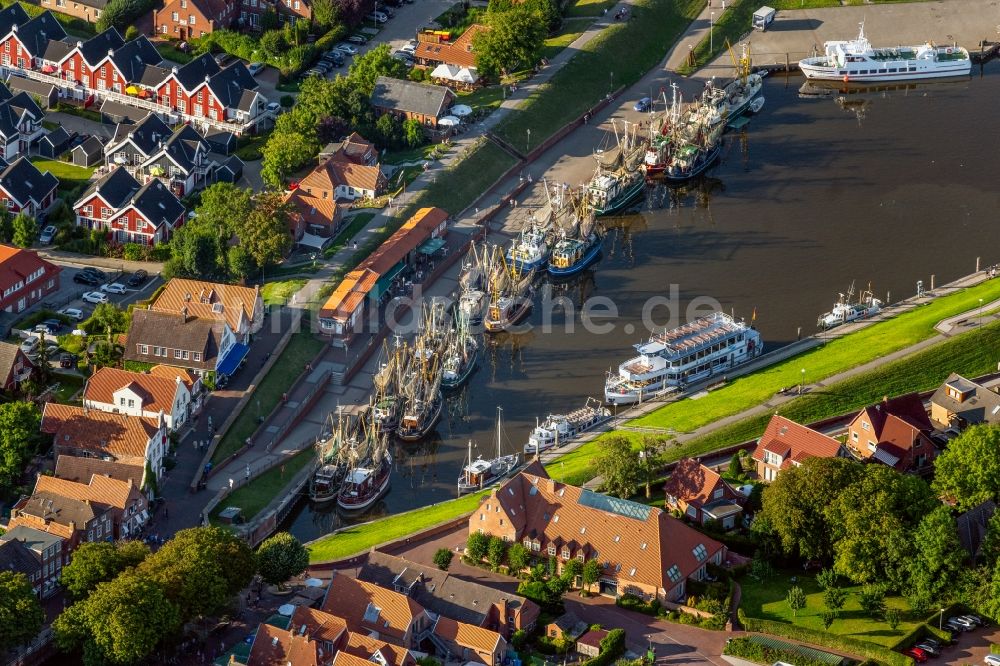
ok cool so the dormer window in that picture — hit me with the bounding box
[561,548,570,559]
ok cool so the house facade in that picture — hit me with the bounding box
[0,243,60,314]
[74,166,186,245]
[123,308,236,377]
[663,457,744,529]
[154,0,239,40]
[0,84,45,161]
[370,76,455,129]
[930,373,1000,428]
[0,157,58,217]
[84,366,194,430]
[38,0,107,24]
[30,474,149,539]
[0,525,65,598]
[752,415,848,482]
[470,463,726,603]
[0,339,33,389]
[846,394,937,473]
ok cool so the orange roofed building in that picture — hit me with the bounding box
[846,393,938,473]
[151,277,263,341]
[318,207,448,345]
[83,366,195,431]
[471,464,727,603]
[663,457,744,529]
[752,415,848,482]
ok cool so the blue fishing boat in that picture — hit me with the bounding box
[548,231,603,277]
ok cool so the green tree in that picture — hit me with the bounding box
[638,436,667,498]
[402,118,424,148]
[239,192,292,268]
[786,585,806,617]
[858,583,887,618]
[54,571,178,665]
[487,535,507,570]
[312,0,339,28]
[885,607,901,631]
[11,212,37,248]
[561,557,582,585]
[433,548,454,571]
[97,0,155,32]
[91,301,129,341]
[170,221,223,278]
[823,586,846,612]
[978,510,1000,568]
[227,245,256,282]
[259,30,287,59]
[261,131,319,188]
[758,457,863,561]
[195,182,253,240]
[908,505,966,604]
[61,541,151,600]
[581,558,601,592]
[507,543,530,572]
[256,532,309,587]
[593,435,640,498]
[816,567,837,590]
[932,425,1000,510]
[124,25,138,40]
[545,574,568,600]
[473,6,545,78]
[375,113,402,150]
[348,43,411,95]
[821,610,837,630]
[827,465,936,588]
[727,453,744,481]
[466,532,490,562]
[0,401,41,494]
[0,571,44,652]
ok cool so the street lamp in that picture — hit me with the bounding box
[980,298,985,327]
[939,608,945,630]
[610,70,614,93]
[799,368,805,395]
[526,128,531,153]
[710,12,715,53]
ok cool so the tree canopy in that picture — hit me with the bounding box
[907,505,966,607]
[0,401,42,494]
[932,424,1000,510]
[0,571,44,652]
[592,435,641,498]
[61,541,150,600]
[474,6,546,78]
[256,532,309,586]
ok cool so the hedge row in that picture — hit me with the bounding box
[740,617,914,666]
[724,636,832,666]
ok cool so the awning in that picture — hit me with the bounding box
[125,85,139,95]
[217,342,250,376]
[296,232,332,249]
[418,237,446,255]
[872,446,900,468]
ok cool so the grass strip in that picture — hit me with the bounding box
[494,0,704,146]
[261,279,307,307]
[307,490,489,563]
[564,0,617,18]
[413,140,518,215]
[676,0,755,76]
[322,212,378,259]
[212,331,326,464]
[210,448,315,523]
[30,158,95,192]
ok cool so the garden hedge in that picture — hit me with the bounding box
[741,617,914,666]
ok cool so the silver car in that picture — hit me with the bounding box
[335,43,359,55]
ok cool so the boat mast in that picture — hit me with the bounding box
[496,405,503,458]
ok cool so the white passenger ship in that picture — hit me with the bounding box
[798,23,971,82]
[604,312,762,405]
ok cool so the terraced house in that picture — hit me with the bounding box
[0,157,59,217]
[0,11,270,134]
[0,243,60,314]
[0,81,44,160]
[83,366,195,430]
[72,166,186,245]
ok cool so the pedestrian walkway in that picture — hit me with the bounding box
[664,2,720,72]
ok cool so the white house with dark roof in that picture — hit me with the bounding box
[0,81,44,161]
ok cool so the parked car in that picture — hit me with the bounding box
[266,101,282,114]
[247,62,264,75]
[634,96,652,112]
[903,648,928,663]
[914,643,939,656]
[33,323,57,336]
[39,225,56,244]
[73,272,99,286]
[985,655,1000,666]
[392,51,413,65]
[336,43,359,55]
[214,52,233,65]
[960,614,985,627]
[82,291,108,304]
[401,41,417,55]
[381,6,394,17]
[59,308,84,321]
[20,336,39,354]
[304,69,325,78]
[59,353,77,369]
[100,282,127,294]
[81,266,107,281]
[43,319,63,332]
[366,11,388,23]
[126,270,148,287]
[949,617,976,630]
[945,619,970,633]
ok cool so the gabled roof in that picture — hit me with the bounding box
[147,364,198,390]
[76,166,140,210]
[54,454,144,488]
[152,278,259,333]
[15,490,101,529]
[576,629,608,649]
[414,24,486,69]
[321,132,376,165]
[0,524,62,556]
[206,61,258,110]
[34,473,136,512]
[0,340,29,381]
[156,123,208,172]
[0,157,58,207]
[78,27,125,67]
[957,500,997,560]
[74,135,106,158]
[432,616,503,656]
[42,37,74,63]
[0,4,29,38]
[118,177,185,229]
[930,372,1000,425]
[247,622,321,666]
[318,268,378,321]
[288,606,347,645]
[40,126,71,149]
[109,113,172,156]
[364,207,447,275]
[340,630,415,666]
[0,244,58,290]
[5,74,54,100]
[663,457,737,509]
[0,91,42,140]
[321,574,423,641]
[41,402,161,461]
[284,188,343,232]
[109,36,162,82]
[856,393,934,437]
[172,53,221,92]
[0,537,40,576]
[12,11,67,57]
[138,63,172,88]
[371,76,453,119]
[84,366,183,414]
[753,415,844,468]
[124,308,221,370]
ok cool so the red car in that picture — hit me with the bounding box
[904,647,928,663]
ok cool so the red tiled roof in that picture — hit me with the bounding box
[341,632,415,666]
[152,278,259,333]
[433,616,502,656]
[0,244,58,294]
[753,415,843,466]
[33,474,136,511]
[247,623,321,666]
[288,606,347,645]
[84,367,181,414]
[147,365,198,390]
[663,458,726,508]
[414,24,487,69]
[319,269,379,321]
[321,574,423,642]
[576,629,608,649]
[54,455,144,488]
[42,403,161,463]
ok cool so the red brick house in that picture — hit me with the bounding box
[752,415,848,482]
[663,457,744,529]
[846,394,938,473]
[0,244,60,315]
[0,340,33,390]
[0,157,58,217]
[154,0,240,40]
[74,166,186,245]
[371,76,455,130]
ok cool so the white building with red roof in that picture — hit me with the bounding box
[83,366,194,430]
[752,415,848,482]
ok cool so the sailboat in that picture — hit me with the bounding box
[586,119,646,216]
[337,417,392,511]
[457,406,521,494]
[441,310,479,389]
[309,410,357,503]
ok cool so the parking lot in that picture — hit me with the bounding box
[939,617,1000,666]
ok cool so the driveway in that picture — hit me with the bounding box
[943,623,1000,666]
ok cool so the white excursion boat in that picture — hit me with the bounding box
[817,284,882,329]
[604,311,763,405]
[524,398,612,456]
[798,23,971,82]
[458,407,521,494]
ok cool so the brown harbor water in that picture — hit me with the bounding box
[284,66,1000,542]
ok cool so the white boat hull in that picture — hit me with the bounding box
[799,60,971,82]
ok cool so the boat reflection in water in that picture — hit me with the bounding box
[798,77,973,125]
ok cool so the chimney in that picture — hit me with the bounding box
[76,40,83,48]
[181,305,188,322]
[108,48,114,57]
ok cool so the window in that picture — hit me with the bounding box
[193,352,201,361]
[138,344,148,354]
[128,399,135,408]
[851,431,858,442]
[713,488,723,499]
[692,544,708,562]
[119,397,125,405]
[189,14,195,24]
[666,565,682,583]
[868,440,876,452]
[171,11,178,20]
[174,349,182,359]
[547,546,555,556]
[861,421,870,431]
[561,549,570,559]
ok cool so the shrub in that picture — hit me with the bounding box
[432,548,454,571]
[280,94,295,108]
[97,0,155,32]
[616,593,659,616]
[740,617,914,666]
[724,636,830,666]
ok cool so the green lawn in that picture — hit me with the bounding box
[767,0,840,8]
[261,279,307,307]
[677,0,756,76]
[211,448,315,523]
[383,144,449,166]
[493,0,704,147]
[455,70,533,116]
[565,0,617,17]
[156,42,195,64]
[322,212,378,259]
[541,18,592,61]
[414,140,518,216]
[307,490,489,563]
[31,159,95,192]
[740,571,919,648]
[50,373,84,404]
[212,331,326,465]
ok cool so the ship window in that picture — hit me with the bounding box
[839,70,847,75]
[909,66,916,72]
[888,68,897,72]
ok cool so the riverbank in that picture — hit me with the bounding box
[306,268,1000,563]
